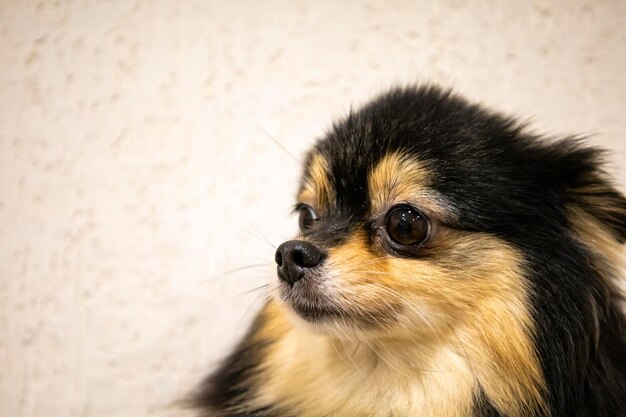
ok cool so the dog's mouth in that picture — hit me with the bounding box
[277,276,402,330]
[288,299,345,322]
[277,276,343,323]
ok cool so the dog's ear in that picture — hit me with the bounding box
[557,144,626,243]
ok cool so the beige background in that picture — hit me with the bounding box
[1,1,625,416]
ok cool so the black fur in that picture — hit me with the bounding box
[193,85,626,416]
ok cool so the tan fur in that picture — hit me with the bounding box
[368,151,453,221]
[298,153,335,212]
[326,230,546,416]
[254,300,475,417]
[252,152,548,416]
[575,184,625,218]
[567,206,626,291]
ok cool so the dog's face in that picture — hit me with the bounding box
[273,87,625,347]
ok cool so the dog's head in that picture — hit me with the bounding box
[274,86,626,339]
[270,86,626,414]
[273,87,626,349]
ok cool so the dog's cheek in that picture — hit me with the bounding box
[387,234,546,414]
[323,232,402,318]
[322,230,455,329]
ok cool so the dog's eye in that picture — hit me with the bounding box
[297,204,318,231]
[385,205,430,246]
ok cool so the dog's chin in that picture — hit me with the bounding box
[287,300,345,325]
[277,278,343,326]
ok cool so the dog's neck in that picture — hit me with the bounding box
[255,302,478,417]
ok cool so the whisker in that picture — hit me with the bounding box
[344,269,397,276]
[253,122,303,166]
[360,336,412,379]
[348,284,450,356]
[229,284,271,300]
[232,287,275,338]
[448,322,478,383]
[337,323,366,377]
[340,256,390,275]
[329,337,349,366]
[372,333,444,374]
[349,340,362,361]
[252,225,291,242]
[199,263,269,284]
[247,223,277,249]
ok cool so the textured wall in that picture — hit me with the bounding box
[1,1,625,416]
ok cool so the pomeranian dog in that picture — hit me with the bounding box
[192,86,626,417]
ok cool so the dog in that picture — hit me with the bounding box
[192,85,626,417]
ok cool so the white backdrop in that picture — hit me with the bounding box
[1,1,625,416]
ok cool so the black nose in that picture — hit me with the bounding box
[275,240,324,285]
